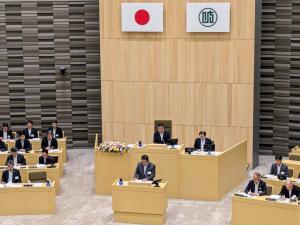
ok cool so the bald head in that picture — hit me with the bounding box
[285,180,294,191]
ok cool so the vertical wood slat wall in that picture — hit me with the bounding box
[100,0,255,163]
[0,0,101,147]
[260,0,300,156]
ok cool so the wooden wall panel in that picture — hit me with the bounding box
[101,0,255,163]
[0,0,101,147]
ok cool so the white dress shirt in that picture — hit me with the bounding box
[28,128,31,136]
[254,183,259,194]
[289,190,292,198]
[200,139,206,150]
[13,156,18,166]
[8,171,13,183]
[277,164,282,175]
[160,132,164,143]
[53,128,56,137]
[48,140,51,148]
[3,131,7,140]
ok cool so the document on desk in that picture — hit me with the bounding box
[49,149,59,153]
[191,151,222,156]
[36,164,47,168]
[264,174,278,180]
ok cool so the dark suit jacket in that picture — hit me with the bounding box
[6,154,26,165]
[15,139,31,151]
[23,128,38,139]
[48,127,63,139]
[244,180,267,196]
[41,138,58,150]
[279,185,300,198]
[134,162,156,181]
[194,138,213,150]
[153,131,170,144]
[2,169,22,183]
[270,163,289,176]
[39,156,54,165]
[0,141,7,151]
[0,130,13,139]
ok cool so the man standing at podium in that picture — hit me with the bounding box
[153,124,170,144]
[134,155,156,181]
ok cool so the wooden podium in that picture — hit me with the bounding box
[112,180,168,225]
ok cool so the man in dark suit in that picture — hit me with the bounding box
[41,132,58,150]
[6,147,26,166]
[23,120,38,139]
[0,139,7,152]
[15,132,31,152]
[270,155,289,177]
[1,161,22,184]
[279,180,300,199]
[134,155,156,181]
[153,124,170,144]
[244,172,267,196]
[194,130,213,151]
[0,123,13,140]
[48,120,63,139]
[39,149,54,165]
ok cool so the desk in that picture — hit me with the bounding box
[57,137,67,162]
[0,150,64,177]
[95,140,248,200]
[179,141,247,200]
[232,196,300,225]
[0,164,61,194]
[0,182,55,215]
[283,160,300,178]
[112,180,168,225]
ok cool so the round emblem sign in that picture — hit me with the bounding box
[199,8,218,27]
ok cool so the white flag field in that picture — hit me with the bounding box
[121,3,164,32]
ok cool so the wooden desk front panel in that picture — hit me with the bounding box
[232,196,300,225]
[0,185,55,215]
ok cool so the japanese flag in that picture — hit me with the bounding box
[121,3,164,32]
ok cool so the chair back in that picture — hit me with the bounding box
[28,171,47,183]
[289,154,300,161]
[266,185,272,195]
[288,168,294,178]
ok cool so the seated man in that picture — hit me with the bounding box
[41,132,58,150]
[0,139,7,152]
[48,120,63,139]
[153,124,170,144]
[6,147,26,166]
[194,130,213,151]
[15,132,31,152]
[23,120,38,139]
[0,123,13,140]
[1,161,22,184]
[134,155,156,181]
[244,172,267,196]
[270,155,289,177]
[279,180,300,199]
[39,149,54,165]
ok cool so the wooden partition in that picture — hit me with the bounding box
[100,0,255,164]
[94,139,248,200]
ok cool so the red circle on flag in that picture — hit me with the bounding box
[134,9,150,25]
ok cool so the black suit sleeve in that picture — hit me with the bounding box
[244,181,251,193]
[153,132,158,143]
[260,182,267,196]
[165,132,170,142]
[16,170,22,183]
[270,165,275,175]
[1,171,6,183]
[21,155,26,165]
[53,139,58,149]
[134,164,139,179]
[279,185,285,196]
